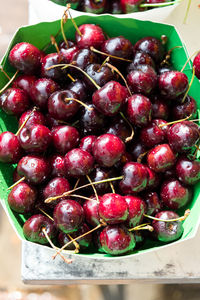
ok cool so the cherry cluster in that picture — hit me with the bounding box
[53,0,176,14]
[0,21,199,258]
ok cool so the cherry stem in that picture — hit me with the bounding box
[129,223,154,232]
[160,46,182,66]
[181,50,200,73]
[61,10,69,49]
[73,178,80,189]
[0,66,11,80]
[38,207,54,221]
[65,97,93,111]
[86,175,100,203]
[45,176,123,204]
[195,144,200,151]
[70,194,97,202]
[67,73,76,82]
[143,209,190,222]
[0,70,19,94]
[68,234,80,253]
[109,182,115,194]
[53,223,104,259]
[66,4,82,37]
[181,67,195,103]
[15,106,37,136]
[183,0,192,24]
[98,57,110,72]
[50,35,60,54]
[158,113,192,128]
[140,0,180,7]
[120,112,134,142]
[7,177,25,190]
[106,62,132,97]
[42,228,73,264]
[137,151,149,163]
[90,46,132,63]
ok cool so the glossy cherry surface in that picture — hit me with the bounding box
[18,110,46,130]
[124,195,146,228]
[83,196,101,227]
[127,94,152,127]
[76,24,105,49]
[0,88,29,116]
[143,191,162,216]
[79,135,97,153]
[176,157,200,185]
[52,125,80,154]
[12,75,36,96]
[0,131,22,163]
[49,154,66,177]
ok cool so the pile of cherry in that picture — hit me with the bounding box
[0,20,200,260]
[53,0,176,14]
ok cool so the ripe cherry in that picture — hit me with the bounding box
[127,94,152,127]
[82,0,106,13]
[143,191,162,216]
[193,52,200,79]
[18,110,46,130]
[0,88,29,116]
[83,196,101,227]
[127,52,155,72]
[52,125,80,154]
[76,24,105,50]
[0,131,22,163]
[12,75,36,96]
[124,195,146,227]
[49,154,66,177]
[79,135,97,153]
[172,95,197,120]
[120,0,143,13]
[176,157,200,185]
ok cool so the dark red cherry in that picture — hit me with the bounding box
[109,0,123,13]
[160,179,191,210]
[79,135,97,153]
[167,121,199,153]
[99,225,136,255]
[58,223,92,250]
[106,117,132,143]
[72,49,99,76]
[12,75,36,96]
[0,88,29,116]
[83,196,101,227]
[59,40,79,63]
[9,42,41,74]
[147,144,176,173]
[64,148,94,177]
[87,167,115,194]
[41,53,64,81]
[53,200,84,233]
[140,120,166,148]
[23,214,57,244]
[67,79,87,101]
[93,134,125,167]
[172,95,197,120]
[127,65,157,96]
[93,81,128,116]
[152,119,169,136]
[48,90,79,121]
[8,182,37,214]
[17,155,50,184]
[124,195,146,228]
[159,71,188,100]
[120,162,148,194]
[18,110,46,130]
[151,97,169,120]
[52,125,80,154]
[193,52,200,79]
[120,0,143,13]
[99,193,128,224]
[43,177,71,206]
[133,36,164,63]
[176,157,200,185]
[145,166,160,190]
[82,0,106,13]
[143,191,162,216]
[18,124,52,154]
[0,131,22,163]
[76,24,105,49]
[30,78,59,110]
[127,94,152,127]
[127,52,155,72]
[49,154,66,177]
[152,211,183,242]
[129,141,146,162]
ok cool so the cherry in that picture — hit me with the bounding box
[76,24,105,50]
[152,211,183,242]
[79,135,97,153]
[52,125,80,154]
[0,131,22,163]
[23,214,57,244]
[92,81,128,116]
[109,0,123,13]
[8,182,37,214]
[106,117,132,143]
[58,223,92,250]
[120,162,148,193]
[159,71,188,100]
[99,193,128,224]
[124,195,146,227]
[53,199,84,233]
[80,103,107,135]
[18,110,46,130]
[167,121,199,153]
[87,167,116,194]
[151,97,169,120]
[172,96,197,120]
[99,224,136,255]
[147,144,176,173]
[0,88,29,116]
[67,79,87,101]
[72,49,99,75]
[48,90,79,121]
[127,65,157,96]
[59,41,79,63]
[49,154,66,177]
[153,119,169,136]
[127,52,155,72]
[160,179,191,210]
[129,140,146,161]
[145,166,160,190]
[12,75,36,96]
[133,36,164,63]
[127,94,152,127]
[120,0,143,13]
[64,148,94,177]
[193,52,200,79]
[18,124,52,154]
[176,157,200,185]
[82,0,106,13]
[93,134,125,167]
[9,42,41,74]
[17,155,50,184]
[41,53,65,81]
[30,78,59,110]
[83,196,101,227]
[140,120,166,148]
[143,191,162,216]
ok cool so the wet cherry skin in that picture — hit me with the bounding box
[0,131,23,163]
[124,195,146,228]
[76,24,105,49]
[0,88,29,116]
[176,158,200,185]
[83,196,101,227]
[52,125,80,154]
[12,75,36,96]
